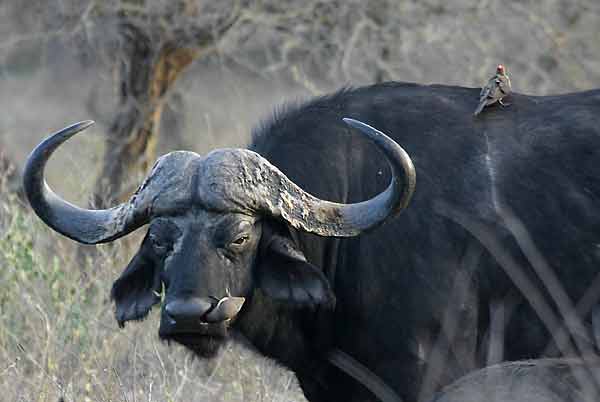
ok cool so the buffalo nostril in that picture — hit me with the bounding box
[164,298,213,322]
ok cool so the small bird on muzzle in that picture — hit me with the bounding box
[474,64,512,116]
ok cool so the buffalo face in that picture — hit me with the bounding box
[113,211,261,357]
[110,210,339,357]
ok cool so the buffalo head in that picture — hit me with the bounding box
[23,118,415,357]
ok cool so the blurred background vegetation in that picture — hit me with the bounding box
[1,0,599,401]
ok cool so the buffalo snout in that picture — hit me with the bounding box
[162,296,246,329]
[164,297,213,324]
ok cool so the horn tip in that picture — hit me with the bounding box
[342,117,381,136]
[51,120,95,142]
[341,117,358,126]
[74,120,95,130]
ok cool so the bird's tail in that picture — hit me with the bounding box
[473,101,486,116]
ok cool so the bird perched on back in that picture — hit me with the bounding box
[473,64,512,116]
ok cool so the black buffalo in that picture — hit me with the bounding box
[24,82,600,402]
[432,358,600,402]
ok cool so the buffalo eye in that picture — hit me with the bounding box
[229,234,249,248]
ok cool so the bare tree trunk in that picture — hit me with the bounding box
[93,23,200,205]
[92,5,239,206]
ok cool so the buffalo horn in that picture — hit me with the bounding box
[251,118,416,237]
[22,121,149,244]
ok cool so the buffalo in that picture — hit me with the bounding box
[432,358,600,402]
[24,82,600,402]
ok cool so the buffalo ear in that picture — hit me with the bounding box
[111,233,162,327]
[257,232,335,308]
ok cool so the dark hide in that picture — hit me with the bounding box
[110,82,600,402]
[239,83,600,402]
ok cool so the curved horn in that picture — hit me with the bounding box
[218,118,415,237]
[22,121,148,244]
[338,118,416,228]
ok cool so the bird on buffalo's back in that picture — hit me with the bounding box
[473,64,512,116]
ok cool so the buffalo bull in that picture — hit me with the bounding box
[24,82,600,402]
